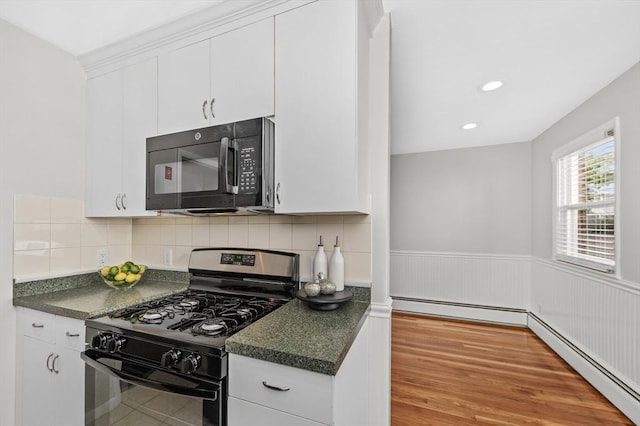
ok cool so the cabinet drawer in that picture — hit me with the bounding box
[228,396,325,426]
[56,315,86,351]
[229,354,333,424]
[20,308,56,343]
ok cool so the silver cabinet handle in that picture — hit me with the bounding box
[276,182,281,205]
[46,353,54,372]
[52,354,59,374]
[115,193,122,210]
[202,99,208,120]
[262,381,289,392]
[121,193,127,210]
[210,97,215,119]
[66,331,80,337]
[31,323,44,328]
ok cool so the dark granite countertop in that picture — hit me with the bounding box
[13,270,189,320]
[226,287,370,375]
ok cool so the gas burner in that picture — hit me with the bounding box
[138,308,175,324]
[192,319,230,336]
[166,298,201,314]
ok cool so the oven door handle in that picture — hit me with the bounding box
[81,350,218,401]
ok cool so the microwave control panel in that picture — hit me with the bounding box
[238,145,259,194]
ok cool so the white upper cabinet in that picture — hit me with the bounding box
[274,0,370,214]
[158,18,274,135]
[85,57,158,217]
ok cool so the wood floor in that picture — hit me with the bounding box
[391,312,633,426]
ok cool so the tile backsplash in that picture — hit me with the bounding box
[13,195,132,280]
[132,214,372,284]
[13,195,372,285]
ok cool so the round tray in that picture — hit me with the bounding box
[296,289,353,311]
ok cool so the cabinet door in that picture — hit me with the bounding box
[210,18,274,125]
[22,337,56,426]
[158,39,210,134]
[85,70,124,217]
[54,346,85,426]
[122,57,158,216]
[274,0,360,214]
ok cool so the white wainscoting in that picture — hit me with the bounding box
[389,251,640,421]
[530,258,640,422]
[390,251,530,325]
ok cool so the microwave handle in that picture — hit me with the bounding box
[220,137,239,195]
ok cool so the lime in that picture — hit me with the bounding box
[129,264,140,274]
[121,264,131,273]
[109,266,119,276]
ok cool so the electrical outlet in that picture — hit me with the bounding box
[97,249,108,267]
[164,247,173,266]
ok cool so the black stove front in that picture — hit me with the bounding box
[82,248,300,426]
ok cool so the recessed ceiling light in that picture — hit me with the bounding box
[462,122,478,130]
[481,80,503,92]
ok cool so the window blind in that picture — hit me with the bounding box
[555,135,615,273]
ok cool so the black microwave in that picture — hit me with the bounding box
[146,117,274,214]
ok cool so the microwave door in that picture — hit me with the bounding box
[178,147,221,198]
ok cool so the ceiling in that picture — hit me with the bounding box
[1,0,639,155]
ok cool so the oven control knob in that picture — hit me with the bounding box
[160,349,182,368]
[106,336,127,353]
[91,333,111,350]
[179,354,201,375]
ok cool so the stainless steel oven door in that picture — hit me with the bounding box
[82,349,224,426]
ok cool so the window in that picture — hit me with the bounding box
[552,118,619,273]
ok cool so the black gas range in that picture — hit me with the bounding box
[82,248,299,426]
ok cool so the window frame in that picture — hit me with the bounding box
[551,117,620,276]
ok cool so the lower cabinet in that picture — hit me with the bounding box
[17,308,85,426]
[228,318,369,426]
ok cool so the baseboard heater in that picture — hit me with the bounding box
[528,312,640,404]
[392,296,526,314]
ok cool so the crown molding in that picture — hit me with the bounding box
[79,0,314,76]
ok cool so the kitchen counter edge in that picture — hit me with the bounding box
[226,289,370,376]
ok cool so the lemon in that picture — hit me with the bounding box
[125,274,138,283]
[114,272,127,281]
[100,266,110,276]
[139,265,146,274]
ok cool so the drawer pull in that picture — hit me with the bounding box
[32,323,45,328]
[66,331,80,337]
[262,381,290,392]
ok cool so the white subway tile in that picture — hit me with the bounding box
[50,197,83,223]
[14,249,50,278]
[109,223,133,245]
[343,223,371,253]
[248,224,270,248]
[81,246,105,271]
[269,215,292,224]
[210,217,229,225]
[108,244,133,265]
[316,215,343,224]
[192,224,210,247]
[50,247,82,275]
[174,246,192,269]
[14,224,50,251]
[229,216,248,225]
[210,224,229,247]
[175,224,193,246]
[317,224,343,248]
[229,224,249,247]
[81,223,108,246]
[248,215,270,224]
[292,224,317,250]
[269,223,292,250]
[51,223,82,248]
[343,251,372,282]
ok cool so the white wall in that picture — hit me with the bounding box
[0,18,86,425]
[389,63,640,421]
[529,62,640,420]
[391,141,531,254]
[390,142,532,323]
